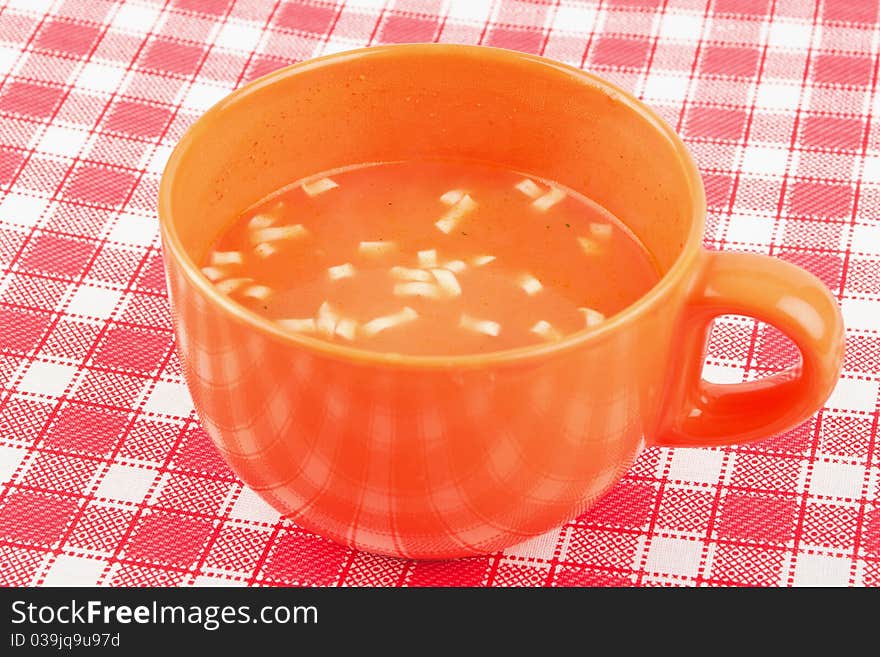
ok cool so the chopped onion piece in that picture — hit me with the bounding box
[361,307,418,337]
[459,313,500,337]
[471,255,496,267]
[579,307,606,327]
[251,225,308,244]
[328,263,355,280]
[335,318,357,341]
[530,320,562,341]
[316,301,340,337]
[394,282,441,298]
[517,273,543,296]
[442,260,467,273]
[514,178,542,199]
[200,266,225,282]
[301,177,339,197]
[417,249,437,267]
[210,251,243,266]
[253,242,278,259]
[435,193,476,234]
[431,269,461,297]
[277,318,316,333]
[248,214,275,230]
[577,236,601,255]
[532,187,566,212]
[390,266,432,282]
[358,240,396,256]
[590,222,613,240]
[215,277,252,295]
[440,189,466,206]
[242,284,272,301]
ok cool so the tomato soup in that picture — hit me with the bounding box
[201,160,660,356]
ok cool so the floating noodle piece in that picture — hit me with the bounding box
[215,277,252,295]
[579,307,606,327]
[514,178,542,199]
[530,320,562,342]
[517,273,543,296]
[390,266,432,282]
[316,301,340,337]
[301,177,339,197]
[251,225,308,244]
[435,193,476,234]
[200,266,225,282]
[589,222,613,240]
[358,240,396,256]
[210,250,243,266]
[431,269,461,297]
[248,214,275,230]
[328,263,355,280]
[471,255,496,267]
[577,236,601,255]
[442,260,467,273]
[532,187,566,212]
[417,249,437,267]
[242,284,272,301]
[277,318,316,333]
[394,282,442,299]
[253,242,278,259]
[335,318,357,341]
[440,189,466,206]
[361,307,418,337]
[459,313,500,337]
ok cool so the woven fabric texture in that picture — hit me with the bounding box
[0,0,878,587]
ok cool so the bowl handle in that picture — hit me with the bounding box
[655,250,844,447]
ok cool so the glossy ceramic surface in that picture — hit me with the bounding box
[158,45,844,559]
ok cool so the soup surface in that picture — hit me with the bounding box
[201,160,660,356]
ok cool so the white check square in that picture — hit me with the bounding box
[143,381,194,418]
[42,555,106,587]
[18,361,77,397]
[95,464,156,503]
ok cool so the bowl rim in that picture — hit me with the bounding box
[158,43,706,370]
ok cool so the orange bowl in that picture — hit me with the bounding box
[159,45,844,559]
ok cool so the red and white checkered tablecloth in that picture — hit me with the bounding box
[0,0,877,588]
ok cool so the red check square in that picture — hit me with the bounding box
[0,147,25,185]
[0,308,52,354]
[684,106,748,140]
[35,19,102,57]
[43,404,129,456]
[716,493,798,544]
[714,0,772,15]
[592,36,652,68]
[408,557,491,586]
[702,45,761,78]
[21,234,97,278]
[814,54,874,86]
[141,39,205,76]
[275,2,337,34]
[864,508,880,557]
[172,0,234,17]
[174,425,235,478]
[822,0,879,24]
[801,115,865,151]
[0,82,65,119]
[65,165,138,207]
[104,100,173,139]
[0,490,80,547]
[93,327,172,374]
[260,530,349,585]
[485,27,545,54]
[123,510,214,567]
